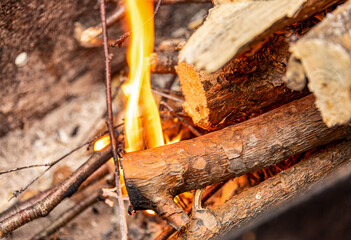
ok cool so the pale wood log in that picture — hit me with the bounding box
[290,1,351,127]
[170,139,351,239]
[177,35,307,130]
[121,95,351,229]
[179,0,345,73]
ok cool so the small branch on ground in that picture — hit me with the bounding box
[0,148,112,237]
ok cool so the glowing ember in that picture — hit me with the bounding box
[122,0,164,152]
[93,135,110,151]
[144,209,157,215]
[165,130,183,145]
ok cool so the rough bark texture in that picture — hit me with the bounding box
[0,0,126,138]
[179,0,345,72]
[290,1,351,127]
[170,139,351,239]
[121,95,351,229]
[222,161,351,240]
[177,35,308,130]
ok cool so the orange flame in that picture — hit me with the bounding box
[165,130,183,145]
[123,0,164,152]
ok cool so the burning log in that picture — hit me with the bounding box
[288,1,351,127]
[121,95,351,229]
[176,35,307,130]
[179,0,345,72]
[170,139,351,239]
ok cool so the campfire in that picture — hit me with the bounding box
[1,0,351,239]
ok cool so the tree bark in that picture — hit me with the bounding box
[176,35,307,130]
[121,95,351,229]
[170,139,351,239]
[290,1,351,127]
[179,0,345,73]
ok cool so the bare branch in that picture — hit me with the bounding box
[0,148,112,237]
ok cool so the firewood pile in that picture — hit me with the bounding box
[1,0,351,239]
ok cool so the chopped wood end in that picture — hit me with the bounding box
[176,62,210,127]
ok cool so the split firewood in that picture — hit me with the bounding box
[288,1,351,127]
[170,139,351,239]
[179,0,344,73]
[177,35,308,130]
[121,95,351,229]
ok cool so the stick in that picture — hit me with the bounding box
[99,1,128,240]
[0,148,112,237]
[170,139,351,239]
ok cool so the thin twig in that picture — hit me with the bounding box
[152,88,184,103]
[0,148,112,237]
[160,101,202,137]
[159,75,177,111]
[99,1,128,240]
[0,164,51,175]
[3,124,123,201]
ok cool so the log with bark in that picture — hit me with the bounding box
[176,34,308,130]
[3,94,349,236]
[288,1,351,127]
[121,95,351,229]
[170,139,351,239]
